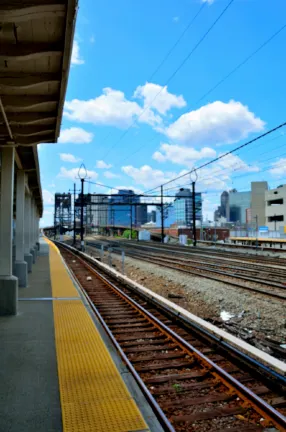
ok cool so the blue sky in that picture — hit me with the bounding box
[39,0,286,226]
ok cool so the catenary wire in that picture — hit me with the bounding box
[102,0,235,159]
[122,22,286,164]
[143,121,286,193]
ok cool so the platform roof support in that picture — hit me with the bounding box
[14,170,28,287]
[0,147,18,315]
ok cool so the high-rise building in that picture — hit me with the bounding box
[90,195,108,230]
[174,188,202,227]
[136,205,148,226]
[147,210,156,223]
[108,190,139,227]
[220,191,229,220]
[229,190,251,224]
[156,204,176,228]
[265,184,286,231]
[251,181,268,227]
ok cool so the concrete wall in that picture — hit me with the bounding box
[265,185,286,231]
[251,181,268,227]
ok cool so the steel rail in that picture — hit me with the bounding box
[58,242,286,431]
[86,241,286,300]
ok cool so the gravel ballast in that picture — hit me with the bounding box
[88,245,286,357]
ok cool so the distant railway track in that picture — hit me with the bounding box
[86,241,286,301]
[57,242,286,432]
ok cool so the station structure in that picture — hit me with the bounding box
[0,3,159,432]
[0,0,76,314]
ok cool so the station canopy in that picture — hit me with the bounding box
[0,0,77,216]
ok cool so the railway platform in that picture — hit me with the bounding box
[0,237,161,432]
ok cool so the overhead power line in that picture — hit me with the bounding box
[144,121,286,193]
[99,4,206,155]
[196,22,286,105]
[148,3,206,82]
[122,21,286,164]
[103,0,235,159]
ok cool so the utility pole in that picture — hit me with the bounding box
[161,185,164,243]
[78,163,87,251]
[73,183,76,245]
[130,198,133,240]
[214,219,217,247]
[255,215,258,252]
[192,181,197,246]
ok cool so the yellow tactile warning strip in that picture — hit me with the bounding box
[46,238,79,298]
[46,239,149,432]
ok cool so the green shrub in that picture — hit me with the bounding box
[122,229,137,239]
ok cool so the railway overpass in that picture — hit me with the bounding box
[0,1,77,315]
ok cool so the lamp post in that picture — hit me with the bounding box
[78,164,87,251]
[190,169,198,246]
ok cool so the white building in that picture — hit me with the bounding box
[265,185,286,231]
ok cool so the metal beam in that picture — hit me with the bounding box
[3,112,57,125]
[0,44,62,61]
[2,95,57,106]
[0,73,60,89]
[0,125,54,135]
[0,4,66,22]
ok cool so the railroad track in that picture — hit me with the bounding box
[105,239,286,268]
[57,242,286,432]
[86,241,286,301]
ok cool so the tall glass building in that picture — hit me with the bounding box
[229,190,251,224]
[108,190,139,227]
[174,188,202,227]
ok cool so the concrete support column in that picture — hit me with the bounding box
[0,147,18,315]
[35,211,40,251]
[24,194,33,273]
[14,171,28,287]
[30,198,36,264]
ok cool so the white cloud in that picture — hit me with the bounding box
[58,127,93,144]
[104,171,120,179]
[153,143,216,167]
[60,153,82,163]
[57,167,98,180]
[43,189,54,205]
[64,88,161,128]
[134,83,186,115]
[165,100,264,146]
[71,40,84,65]
[95,160,112,169]
[217,153,259,173]
[269,158,286,177]
[122,165,178,189]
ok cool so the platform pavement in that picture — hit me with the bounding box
[0,238,162,432]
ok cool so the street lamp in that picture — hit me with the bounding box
[78,163,87,251]
[190,169,198,246]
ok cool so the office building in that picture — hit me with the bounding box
[265,184,286,231]
[147,210,156,223]
[229,190,251,224]
[108,189,139,227]
[251,181,268,227]
[136,205,148,226]
[90,195,109,230]
[214,190,229,222]
[174,188,202,227]
[156,204,176,228]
